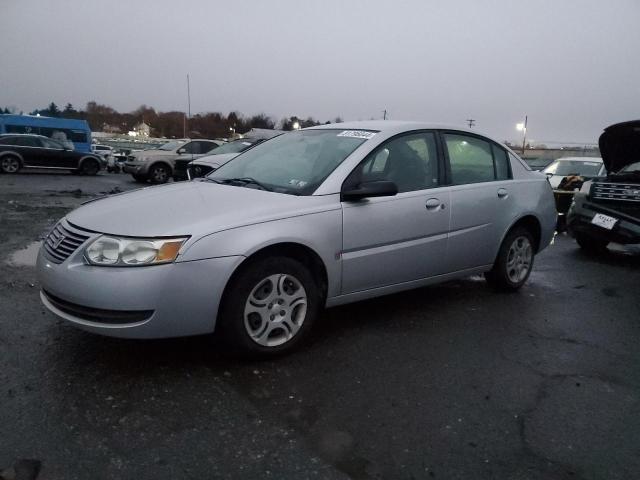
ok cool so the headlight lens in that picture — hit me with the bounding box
[85,236,188,266]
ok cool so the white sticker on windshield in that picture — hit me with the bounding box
[337,130,376,140]
[242,142,252,146]
[584,162,600,166]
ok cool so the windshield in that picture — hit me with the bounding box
[543,159,603,177]
[207,129,372,195]
[212,139,257,155]
[620,161,640,172]
[157,140,185,151]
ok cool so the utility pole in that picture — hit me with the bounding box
[383,109,387,120]
[466,118,475,128]
[184,74,191,138]
[521,115,528,155]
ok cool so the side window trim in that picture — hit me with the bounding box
[341,129,443,194]
[438,130,512,185]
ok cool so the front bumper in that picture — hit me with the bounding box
[567,196,640,245]
[123,161,147,175]
[36,234,244,338]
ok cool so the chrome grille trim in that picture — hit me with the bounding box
[591,182,640,203]
[43,221,91,264]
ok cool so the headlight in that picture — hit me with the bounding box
[85,236,188,266]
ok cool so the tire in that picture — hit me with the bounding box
[132,173,147,183]
[148,164,170,184]
[80,158,99,176]
[575,233,608,254]
[218,256,320,357]
[485,227,535,292]
[0,155,21,174]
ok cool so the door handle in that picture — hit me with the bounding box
[425,198,442,210]
[497,188,509,199]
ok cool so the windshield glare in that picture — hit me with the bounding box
[543,159,603,177]
[158,140,185,151]
[207,130,371,195]
[620,161,640,172]
[213,139,256,154]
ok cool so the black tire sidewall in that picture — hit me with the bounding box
[219,256,320,357]
[486,227,535,291]
[1,155,21,174]
[81,159,99,176]
[149,164,169,184]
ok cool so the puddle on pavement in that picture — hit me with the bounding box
[6,241,41,267]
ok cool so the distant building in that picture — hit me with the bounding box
[131,122,151,138]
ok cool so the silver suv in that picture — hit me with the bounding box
[38,121,556,356]
[123,139,223,183]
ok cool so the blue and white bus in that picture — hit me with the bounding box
[0,114,92,153]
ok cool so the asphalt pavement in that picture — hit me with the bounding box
[1,172,639,480]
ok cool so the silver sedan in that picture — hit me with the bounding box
[37,121,556,356]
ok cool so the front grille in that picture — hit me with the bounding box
[188,164,214,178]
[591,182,640,203]
[43,222,90,263]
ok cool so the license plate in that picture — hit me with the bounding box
[591,213,618,230]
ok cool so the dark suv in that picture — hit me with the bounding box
[0,134,102,175]
[567,120,640,253]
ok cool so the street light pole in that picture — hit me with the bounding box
[520,115,528,155]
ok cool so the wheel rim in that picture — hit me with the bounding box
[506,236,533,283]
[2,158,19,173]
[152,167,167,182]
[244,273,308,347]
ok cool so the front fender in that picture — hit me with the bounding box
[178,209,343,297]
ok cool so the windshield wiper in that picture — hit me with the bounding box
[217,177,272,191]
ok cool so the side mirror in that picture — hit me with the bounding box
[177,148,186,154]
[341,180,398,201]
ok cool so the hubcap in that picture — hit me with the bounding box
[153,167,167,182]
[244,273,307,347]
[506,236,533,283]
[2,158,19,173]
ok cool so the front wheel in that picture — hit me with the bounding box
[0,156,21,174]
[218,257,320,357]
[148,164,170,184]
[80,158,99,176]
[485,227,535,292]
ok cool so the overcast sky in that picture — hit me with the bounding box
[1,0,639,144]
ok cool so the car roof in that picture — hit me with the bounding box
[0,133,47,138]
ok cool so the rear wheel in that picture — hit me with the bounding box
[80,158,99,176]
[148,164,170,184]
[485,227,535,292]
[218,256,320,357]
[0,155,21,174]
[575,232,608,254]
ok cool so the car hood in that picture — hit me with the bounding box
[192,153,239,169]
[67,181,337,238]
[599,120,640,173]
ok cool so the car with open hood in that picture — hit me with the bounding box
[37,121,556,356]
[567,120,640,253]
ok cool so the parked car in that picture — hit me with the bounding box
[568,120,640,253]
[541,157,605,230]
[123,139,224,183]
[0,134,102,175]
[37,121,556,356]
[173,138,268,181]
[91,144,114,170]
[524,157,553,171]
[183,153,241,180]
